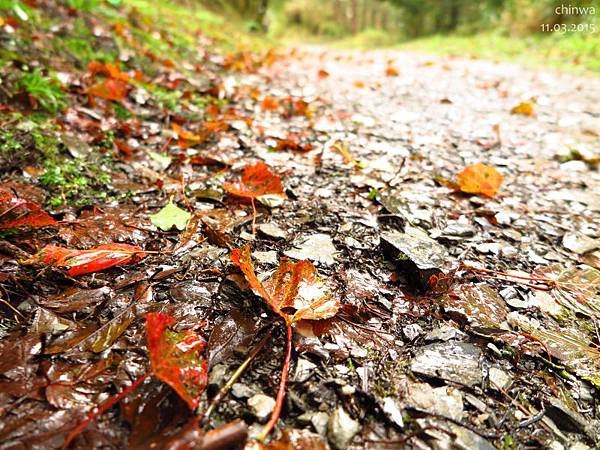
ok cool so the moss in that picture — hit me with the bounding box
[18,69,66,114]
[1,115,116,208]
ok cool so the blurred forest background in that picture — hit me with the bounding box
[199,0,600,71]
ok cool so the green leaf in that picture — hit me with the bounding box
[150,201,191,231]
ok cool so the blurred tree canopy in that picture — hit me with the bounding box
[201,0,599,38]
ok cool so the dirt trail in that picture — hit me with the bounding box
[243,46,600,448]
[2,39,599,449]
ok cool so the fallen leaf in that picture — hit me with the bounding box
[317,69,329,79]
[231,244,340,325]
[31,243,145,276]
[171,123,210,147]
[0,188,57,229]
[150,201,191,231]
[261,96,279,111]
[456,163,503,197]
[385,66,399,77]
[145,312,208,410]
[87,78,128,101]
[223,162,285,201]
[533,264,600,318]
[88,61,130,82]
[511,101,535,116]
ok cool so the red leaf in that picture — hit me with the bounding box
[0,189,57,229]
[223,162,285,200]
[32,243,145,276]
[231,245,340,324]
[87,79,128,101]
[145,312,208,410]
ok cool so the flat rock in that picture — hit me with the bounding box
[248,394,275,420]
[285,233,337,266]
[562,232,599,255]
[398,379,464,421]
[410,341,483,387]
[418,419,496,450]
[380,231,449,291]
[294,358,317,383]
[327,407,359,450]
[258,222,287,240]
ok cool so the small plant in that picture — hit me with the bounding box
[19,69,66,114]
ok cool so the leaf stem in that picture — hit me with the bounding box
[250,197,257,235]
[258,322,292,441]
[62,373,148,449]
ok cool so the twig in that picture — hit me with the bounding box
[61,373,149,449]
[257,322,292,441]
[250,197,257,235]
[201,329,273,424]
[200,420,248,450]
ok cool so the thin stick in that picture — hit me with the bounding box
[250,198,257,235]
[202,330,272,424]
[258,322,292,441]
[62,373,148,449]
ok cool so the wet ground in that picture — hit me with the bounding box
[1,22,599,449]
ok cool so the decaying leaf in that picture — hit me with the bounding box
[533,264,600,318]
[150,201,191,231]
[0,188,57,229]
[230,244,340,325]
[145,312,208,410]
[456,163,503,197]
[30,243,146,276]
[508,313,600,388]
[441,283,508,331]
[223,162,285,201]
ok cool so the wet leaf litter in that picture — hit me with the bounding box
[1,4,600,449]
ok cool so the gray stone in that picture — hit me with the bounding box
[258,222,287,240]
[285,233,337,266]
[327,407,360,449]
[488,367,511,391]
[410,341,482,387]
[294,358,317,383]
[247,394,275,420]
[231,383,254,399]
[562,232,598,255]
[418,419,496,450]
[380,231,449,291]
[382,397,404,428]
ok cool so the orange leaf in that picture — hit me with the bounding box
[0,189,57,229]
[511,101,535,116]
[87,79,128,101]
[146,312,208,410]
[385,66,399,77]
[231,245,340,325]
[88,61,130,82]
[261,96,279,111]
[317,69,329,79]
[223,162,285,200]
[171,123,211,148]
[32,243,145,276]
[456,163,503,197]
